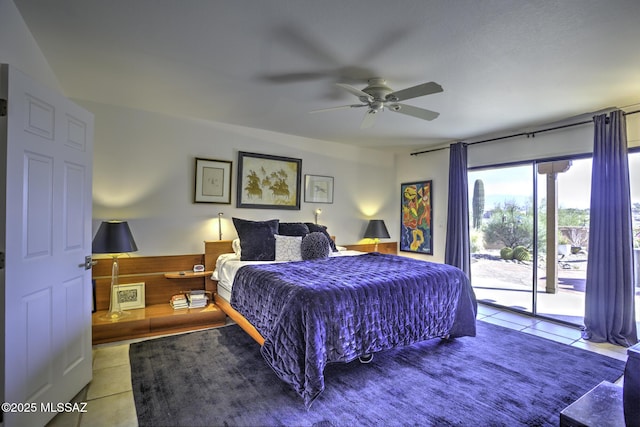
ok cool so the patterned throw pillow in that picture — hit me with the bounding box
[275,234,303,261]
[301,232,330,260]
[305,223,338,252]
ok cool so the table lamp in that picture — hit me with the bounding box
[364,219,390,252]
[92,221,138,321]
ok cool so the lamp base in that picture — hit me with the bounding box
[101,310,131,322]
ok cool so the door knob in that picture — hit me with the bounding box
[78,256,97,270]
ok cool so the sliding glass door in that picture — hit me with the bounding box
[468,158,591,325]
[536,158,591,325]
[468,164,535,314]
[629,151,640,332]
[470,152,639,328]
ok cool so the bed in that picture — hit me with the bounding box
[204,220,477,407]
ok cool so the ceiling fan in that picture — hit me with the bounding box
[310,78,443,128]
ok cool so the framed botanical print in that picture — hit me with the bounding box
[194,158,232,204]
[400,180,433,255]
[236,151,302,210]
[304,174,334,204]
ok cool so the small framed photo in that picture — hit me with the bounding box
[113,282,145,310]
[304,175,334,204]
[194,158,232,204]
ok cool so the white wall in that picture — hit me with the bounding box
[83,100,397,256]
[397,112,640,263]
[395,147,452,262]
[0,0,62,92]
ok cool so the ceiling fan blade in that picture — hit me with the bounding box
[360,110,378,129]
[390,103,440,121]
[336,83,373,101]
[309,104,366,113]
[260,71,331,83]
[386,81,443,102]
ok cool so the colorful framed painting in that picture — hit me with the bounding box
[237,151,302,209]
[194,158,232,204]
[400,180,433,255]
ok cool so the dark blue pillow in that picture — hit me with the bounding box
[232,218,279,261]
[301,232,330,260]
[305,222,337,252]
[278,222,309,237]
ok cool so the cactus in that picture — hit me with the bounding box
[500,247,513,260]
[512,246,530,261]
[472,179,485,229]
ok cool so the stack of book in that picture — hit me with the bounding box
[185,290,208,308]
[170,294,188,310]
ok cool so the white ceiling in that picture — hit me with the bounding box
[13,0,640,150]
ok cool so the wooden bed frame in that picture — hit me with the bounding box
[203,238,397,346]
[204,240,266,345]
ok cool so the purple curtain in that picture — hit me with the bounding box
[445,142,470,276]
[583,110,638,346]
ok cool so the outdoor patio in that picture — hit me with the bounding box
[471,251,640,331]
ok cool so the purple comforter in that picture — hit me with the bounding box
[230,253,477,407]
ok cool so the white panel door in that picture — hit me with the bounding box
[1,64,94,427]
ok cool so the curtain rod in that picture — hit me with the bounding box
[410,109,640,156]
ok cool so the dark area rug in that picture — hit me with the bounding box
[130,321,625,427]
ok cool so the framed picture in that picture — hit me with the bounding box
[112,282,145,310]
[400,180,433,255]
[304,174,334,204]
[194,158,232,204]
[237,151,301,209]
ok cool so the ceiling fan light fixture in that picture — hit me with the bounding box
[370,101,384,112]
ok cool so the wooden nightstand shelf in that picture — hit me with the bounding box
[164,271,213,279]
[343,241,398,254]
[92,303,224,344]
[92,255,225,344]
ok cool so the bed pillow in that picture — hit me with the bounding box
[232,218,279,261]
[275,234,303,261]
[301,232,331,260]
[278,222,310,237]
[231,238,242,257]
[305,222,338,252]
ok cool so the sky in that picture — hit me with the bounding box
[468,153,640,211]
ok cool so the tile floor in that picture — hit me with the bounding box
[46,305,631,427]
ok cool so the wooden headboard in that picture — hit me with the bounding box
[204,240,234,273]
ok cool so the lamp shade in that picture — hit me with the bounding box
[364,219,390,239]
[92,221,138,254]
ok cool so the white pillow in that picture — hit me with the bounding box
[232,238,242,257]
[274,234,303,261]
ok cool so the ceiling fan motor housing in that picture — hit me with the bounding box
[362,78,395,104]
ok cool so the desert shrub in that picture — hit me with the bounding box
[470,229,485,253]
[484,201,533,249]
